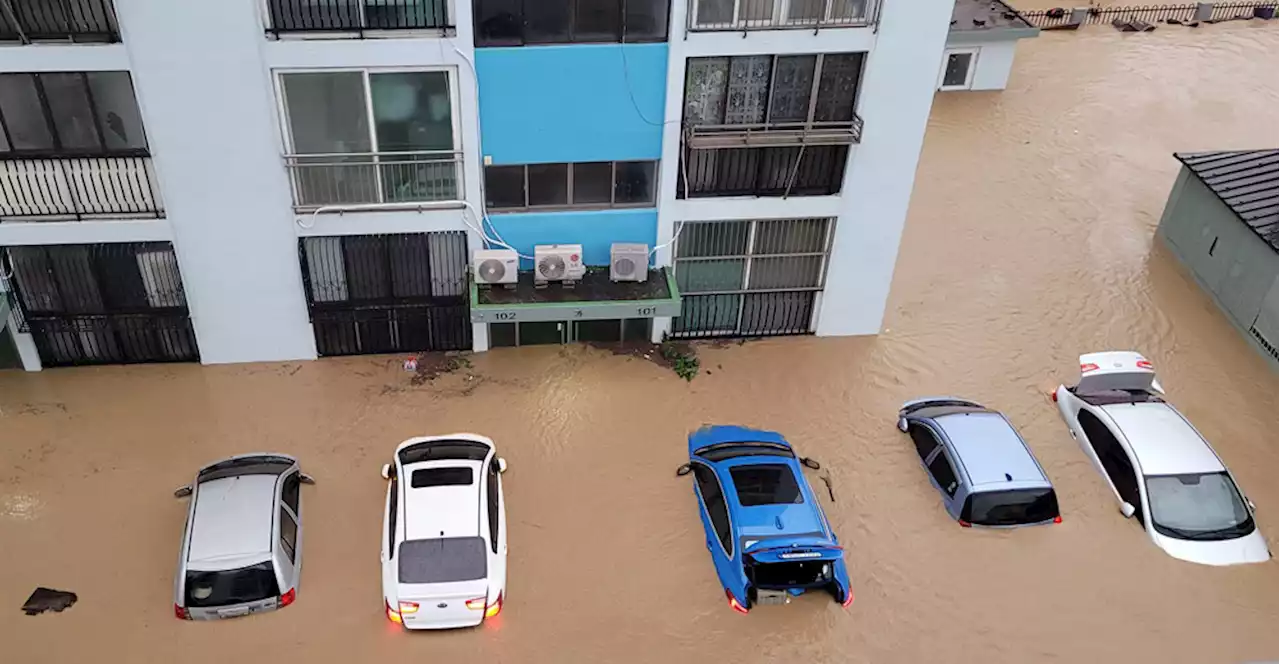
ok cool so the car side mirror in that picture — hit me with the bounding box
[675,463,692,477]
[1247,498,1256,513]
[380,464,392,480]
[800,457,821,471]
[497,457,508,474]
[173,485,192,499]
[1119,502,1136,519]
[300,473,315,485]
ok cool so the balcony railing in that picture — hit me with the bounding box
[284,151,462,210]
[0,155,164,221]
[0,0,119,42]
[265,0,451,36]
[685,115,864,149]
[688,0,877,31]
[677,145,849,199]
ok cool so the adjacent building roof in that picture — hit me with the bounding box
[950,0,1039,41]
[1174,150,1279,251]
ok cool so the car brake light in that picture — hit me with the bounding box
[841,590,854,608]
[1080,363,1100,373]
[386,601,402,624]
[398,601,419,615]
[1051,390,1058,402]
[958,519,972,528]
[1053,515,1063,524]
[280,588,296,607]
[174,603,189,620]
[466,596,487,611]
[1136,359,1153,370]
[484,592,503,618]
[726,589,749,614]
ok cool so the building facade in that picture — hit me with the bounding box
[0,0,953,370]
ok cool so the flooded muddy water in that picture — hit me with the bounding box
[2,26,1278,664]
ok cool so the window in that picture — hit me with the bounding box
[1145,472,1254,541]
[927,450,959,497]
[398,537,488,583]
[487,458,501,553]
[683,53,865,127]
[940,49,977,90]
[185,562,280,608]
[0,72,147,155]
[908,424,940,462]
[962,488,1060,526]
[1076,409,1141,516]
[279,69,458,207]
[387,473,399,555]
[484,160,658,211]
[410,467,474,488]
[281,473,301,514]
[728,465,803,506]
[474,0,670,46]
[692,463,733,555]
[279,507,298,562]
[689,0,872,29]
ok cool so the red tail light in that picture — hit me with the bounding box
[726,589,749,614]
[1053,515,1063,524]
[466,596,487,611]
[958,519,972,528]
[398,601,419,615]
[386,600,402,624]
[1080,363,1100,373]
[280,588,296,607]
[1136,359,1153,370]
[841,590,855,608]
[484,592,503,619]
[174,603,189,620]
[1051,390,1058,402]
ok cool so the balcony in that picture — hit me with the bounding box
[284,151,462,210]
[687,0,877,32]
[0,154,163,221]
[265,0,451,37]
[677,144,847,199]
[0,0,119,43]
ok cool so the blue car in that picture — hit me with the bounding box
[678,425,853,613]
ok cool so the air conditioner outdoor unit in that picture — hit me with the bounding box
[534,244,586,285]
[472,249,519,286]
[610,243,649,283]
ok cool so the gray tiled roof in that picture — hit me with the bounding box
[1174,150,1278,251]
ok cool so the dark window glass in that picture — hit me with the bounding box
[525,0,571,43]
[729,464,803,506]
[572,162,613,204]
[1077,409,1142,516]
[614,160,656,204]
[475,0,524,45]
[490,322,517,347]
[962,488,1060,526]
[927,451,959,497]
[387,473,399,555]
[342,235,390,300]
[527,163,569,206]
[622,318,651,342]
[624,0,669,42]
[185,562,280,608]
[695,443,794,462]
[281,473,301,514]
[487,459,501,553]
[398,537,488,583]
[485,165,526,208]
[814,53,863,123]
[279,507,298,562]
[410,467,475,488]
[692,464,733,554]
[908,424,939,462]
[575,0,620,42]
[575,318,622,342]
[198,457,294,483]
[0,74,54,151]
[42,73,100,151]
[942,52,972,87]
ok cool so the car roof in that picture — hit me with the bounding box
[716,457,826,540]
[1101,402,1225,475]
[932,412,1048,487]
[188,475,277,567]
[401,460,483,541]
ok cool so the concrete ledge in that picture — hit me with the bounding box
[0,219,173,245]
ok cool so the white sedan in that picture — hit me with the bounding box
[1053,351,1269,566]
[380,434,508,629]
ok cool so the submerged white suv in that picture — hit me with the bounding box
[381,435,508,629]
[1053,351,1270,566]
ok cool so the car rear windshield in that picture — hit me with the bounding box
[729,464,804,506]
[696,443,795,462]
[197,457,292,483]
[399,441,489,465]
[411,467,473,488]
[398,537,488,584]
[962,488,1060,526]
[184,561,280,608]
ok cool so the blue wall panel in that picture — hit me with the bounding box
[486,209,657,268]
[475,44,668,165]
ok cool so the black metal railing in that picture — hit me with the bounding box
[26,314,197,366]
[1019,2,1277,28]
[0,154,164,221]
[310,304,471,356]
[677,145,848,199]
[1209,1,1276,19]
[266,0,451,36]
[0,0,118,42]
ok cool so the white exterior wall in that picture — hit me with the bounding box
[939,40,1018,92]
[653,0,955,340]
[0,0,486,367]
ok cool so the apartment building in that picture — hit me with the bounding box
[0,0,952,370]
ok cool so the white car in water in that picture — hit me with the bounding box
[1052,351,1270,566]
[381,434,508,629]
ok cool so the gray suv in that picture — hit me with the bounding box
[896,398,1061,528]
[173,454,314,620]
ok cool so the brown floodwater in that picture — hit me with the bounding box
[2,25,1278,664]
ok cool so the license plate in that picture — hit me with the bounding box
[217,607,249,619]
[756,589,790,606]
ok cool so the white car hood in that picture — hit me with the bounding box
[1152,528,1271,566]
